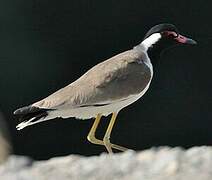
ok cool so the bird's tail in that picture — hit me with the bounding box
[13,105,52,130]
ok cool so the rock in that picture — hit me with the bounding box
[0,146,212,180]
[0,113,12,164]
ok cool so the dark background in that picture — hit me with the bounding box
[0,0,211,160]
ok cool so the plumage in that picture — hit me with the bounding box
[15,48,152,126]
[33,49,151,109]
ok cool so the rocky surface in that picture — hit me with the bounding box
[0,113,11,164]
[0,146,212,180]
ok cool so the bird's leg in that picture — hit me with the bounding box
[103,112,117,153]
[103,112,128,154]
[87,114,104,145]
[87,113,128,152]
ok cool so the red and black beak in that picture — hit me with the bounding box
[175,34,197,45]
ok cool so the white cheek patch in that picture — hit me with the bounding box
[141,33,162,50]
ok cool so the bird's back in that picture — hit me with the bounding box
[33,49,152,110]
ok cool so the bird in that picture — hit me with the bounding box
[14,23,197,153]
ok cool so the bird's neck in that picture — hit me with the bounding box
[139,33,163,67]
[140,33,162,50]
[146,42,166,67]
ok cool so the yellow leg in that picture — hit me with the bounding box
[87,114,103,146]
[87,113,128,152]
[103,112,128,153]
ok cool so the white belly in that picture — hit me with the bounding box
[48,80,152,120]
[49,55,153,120]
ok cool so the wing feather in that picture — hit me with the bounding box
[33,49,151,109]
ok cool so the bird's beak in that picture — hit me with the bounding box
[175,34,197,45]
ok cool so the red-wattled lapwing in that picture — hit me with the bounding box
[14,23,196,153]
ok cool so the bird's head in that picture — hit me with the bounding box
[141,23,197,60]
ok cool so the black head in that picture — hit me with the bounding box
[141,23,197,65]
[144,23,179,40]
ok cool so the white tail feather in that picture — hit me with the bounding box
[16,117,50,130]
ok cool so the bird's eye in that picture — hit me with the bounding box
[163,31,178,38]
[173,33,178,38]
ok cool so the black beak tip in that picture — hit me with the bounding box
[187,38,197,45]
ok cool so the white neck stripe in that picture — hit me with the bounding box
[141,33,162,51]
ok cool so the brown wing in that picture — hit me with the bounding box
[33,49,151,109]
